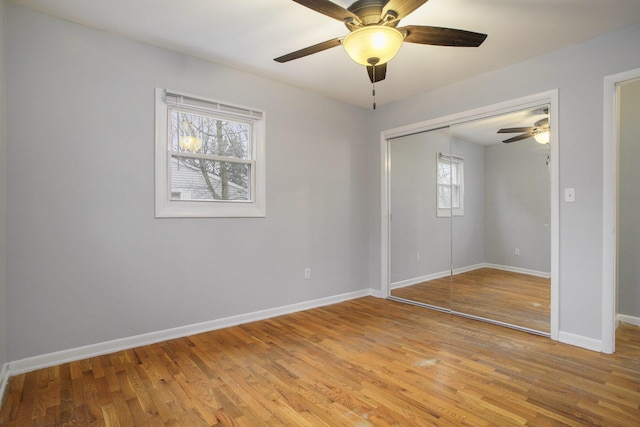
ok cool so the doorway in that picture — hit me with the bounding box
[602,68,640,354]
[617,78,640,329]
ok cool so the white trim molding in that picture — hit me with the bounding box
[154,88,267,218]
[558,331,603,353]
[453,263,486,276]
[602,67,640,354]
[391,269,451,290]
[369,288,386,299]
[617,314,640,327]
[391,263,549,290]
[4,289,375,377]
[483,263,551,279]
[0,363,9,403]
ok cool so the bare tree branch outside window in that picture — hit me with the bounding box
[170,110,251,201]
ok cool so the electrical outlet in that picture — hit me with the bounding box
[515,248,520,256]
[304,268,311,279]
[416,253,421,262]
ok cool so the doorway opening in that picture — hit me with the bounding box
[602,68,640,353]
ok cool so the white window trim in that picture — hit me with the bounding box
[436,152,464,217]
[155,88,266,218]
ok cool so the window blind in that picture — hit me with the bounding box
[164,90,263,120]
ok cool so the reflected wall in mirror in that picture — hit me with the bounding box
[389,105,551,334]
[389,127,452,310]
[451,107,551,333]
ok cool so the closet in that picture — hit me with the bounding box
[386,103,554,335]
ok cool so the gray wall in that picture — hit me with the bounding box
[451,138,485,270]
[483,141,551,273]
[618,78,640,318]
[389,129,451,284]
[389,133,485,284]
[5,4,369,361]
[0,0,8,370]
[368,23,640,341]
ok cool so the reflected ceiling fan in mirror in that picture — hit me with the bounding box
[498,117,550,144]
[274,0,488,108]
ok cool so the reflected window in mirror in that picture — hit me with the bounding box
[437,153,464,217]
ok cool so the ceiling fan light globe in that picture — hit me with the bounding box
[534,130,550,144]
[342,26,404,66]
[179,135,202,152]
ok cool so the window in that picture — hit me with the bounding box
[436,152,464,217]
[155,89,266,217]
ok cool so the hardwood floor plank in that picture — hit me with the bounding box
[1,297,639,426]
[392,268,551,332]
[101,402,121,427]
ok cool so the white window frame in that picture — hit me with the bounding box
[436,152,464,217]
[155,88,266,218]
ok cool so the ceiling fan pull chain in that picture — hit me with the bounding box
[372,83,376,110]
[371,60,377,110]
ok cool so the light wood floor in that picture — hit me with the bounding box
[1,297,639,426]
[391,275,452,308]
[391,268,550,333]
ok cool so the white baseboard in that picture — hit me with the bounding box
[390,263,549,290]
[483,263,550,279]
[369,288,385,298]
[0,363,9,403]
[558,331,602,352]
[390,269,451,290]
[453,263,486,275]
[6,289,375,377]
[617,314,640,327]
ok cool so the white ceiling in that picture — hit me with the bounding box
[10,0,640,109]
[452,105,549,146]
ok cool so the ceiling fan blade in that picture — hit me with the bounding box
[383,0,429,20]
[367,62,387,83]
[537,117,549,127]
[498,127,535,134]
[503,132,534,143]
[401,25,487,47]
[292,0,360,23]
[274,38,342,63]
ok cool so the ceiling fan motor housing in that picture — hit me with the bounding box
[347,0,387,26]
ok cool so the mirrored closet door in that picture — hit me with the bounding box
[389,105,552,335]
[389,127,452,310]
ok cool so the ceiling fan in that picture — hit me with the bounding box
[498,117,550,144]
[274,0,488,84]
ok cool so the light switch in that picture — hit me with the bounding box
[564,188,576,203]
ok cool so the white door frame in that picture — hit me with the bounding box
[602,67,640,354]
[380,90,559,339]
